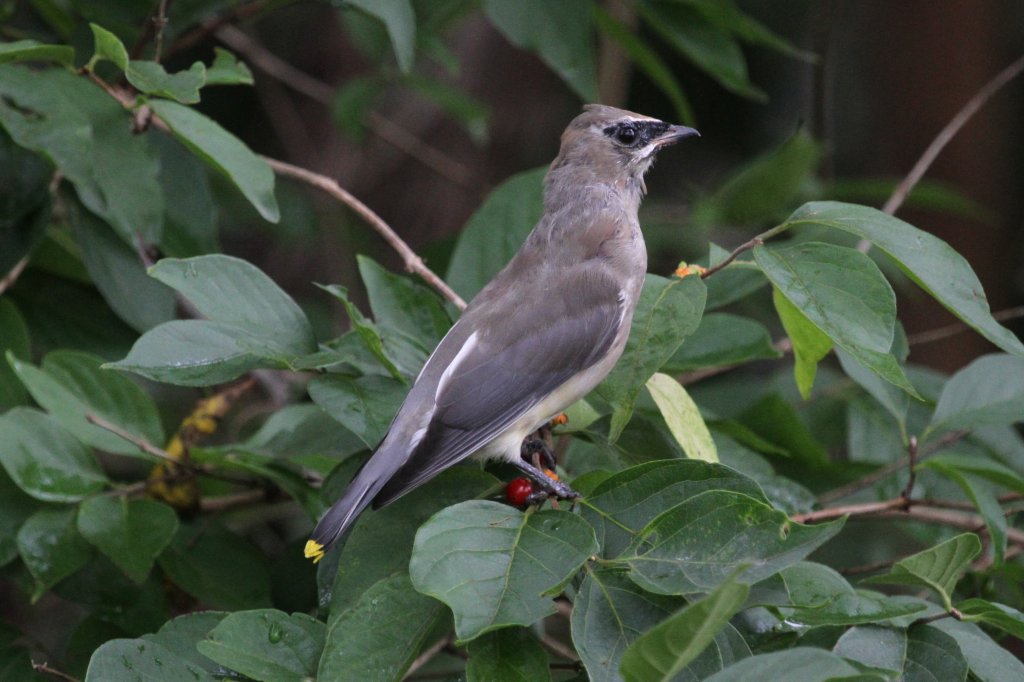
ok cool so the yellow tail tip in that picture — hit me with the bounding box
[304,539,325,564]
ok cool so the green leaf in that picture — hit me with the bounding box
[622,490,844,595]
[687,0,817,61]
[127,60,206,104]
[483,0,598,101]
[87,23,128,70]
[8,350,165,455]
[665,312,781,373]
[197,609,325,682]
[927,354,1024,436]
[17,507,93,601]
[580,459,765,559]
[931,619,1024,682]
[158,524,272,610]
[922,462,1006,564]
[919,452,1024,495]
[703,647,869,682]
[639,1,765,101]
[904,624,967,682]
[837,347,910,432]
[152,132,219,257]
[0,39,74,65]
[308,374,405,449]
[0,469,39,568]
[318,283,410,380]
[86,638,215,682]
[755,241,918,397]
[204,48,254,86]
[620,574,749,682]
[592,6,693,123]
[77,496,178,584]
[405,74,491,145]
[646,373,717,462]
[409,500,598,642]
[832,625,904,673]
[327,467,499,617]
[142,612,229,674]
[571,568,684,682]
[345,0,416,73]
[772,288,832,399]
[357,254,451,345]
[863,533,981,611]
[0,65,164,243]
[0,408,107,502]
[784,201,1024,357]
[447,167,546,300]
[467,626,551,682]
[0,300,31,409]
[149,99,279,223]
[69,199,176,332]
[597,274,707,440]
[957,598,1024,639]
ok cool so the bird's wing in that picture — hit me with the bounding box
[373,266,624,507]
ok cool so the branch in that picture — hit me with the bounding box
[263,156,467,309]
[857,54,1024,252]
[85,413,179,463]
[153,0,172,62]
[404,635,453,680]
[907,305,1024,346]
[0,255,28,295]
[700,221,791,280]
[792,497,909,524]
[31,661,80,682]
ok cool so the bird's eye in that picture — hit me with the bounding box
[615,125,637,145]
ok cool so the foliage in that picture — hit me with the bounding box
[1,1,1023,681]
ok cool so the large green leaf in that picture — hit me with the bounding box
[483,0,598,101]
[321,573,447,681]
[597,274,707,440]
[0,300,31,409]
[0,408,107,502]
[197,609,325,682]
[149,100,279,223]
[755,241,917,396]
[619,574,749,682]
[357,255,451,346]
[152,133,219,257]
[772,289,832,399]
[308,374,405,449]
[931,619,1024,682]
[409,500,598,642]
[446,167,546,300]
[17,507,93,601]
[703,647,873,682]
[923,462,1006,564]
[0,39,74,65]
[345,0,416,73]
[9,350,165,455]
[580,459,764,559]
[927,354,1024,437]
[863,533,980,610]
[327,467,499,619]
[69,200,176,332]
[86,639,216,682]
[832,625,904,674]
[0,469,39,568]
[664,312,781,373]
[0,65,164,243]
[621,490,844,595]
[77,496,178,584]
[957,598,1024,640]
[784,201,1024,357]
[904,624,967,682]
[466,627,551,682]
[572,568,684,682]
[142,612,229,674]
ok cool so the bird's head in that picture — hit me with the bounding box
[547,104,699,198]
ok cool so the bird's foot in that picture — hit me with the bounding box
[511,456,580,502]
[520,424,557,471]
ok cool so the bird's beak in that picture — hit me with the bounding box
[654,125,700,149]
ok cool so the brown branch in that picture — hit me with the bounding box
[792,497,909,524]
[31,661,80,682]
[166,0,270,55]
[153,0,172,62]
[263,156,467,309]
[403,635,453,680]
[538,633,580,663]
[907,305,1024,346]
[700,237,762,279]
[873,506,1024,546]
[857,54,1024,252]
[86,413,179,463]
[0,255,28,295]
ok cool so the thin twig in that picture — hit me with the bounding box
[86,413,179,463]
[153,0,172,63]
[882,54,1024,216]
[31,661,80,682]
[403,635,453,680]
[817,429,969,504]
[792,497,909,524]
[263,156,467,309]
[0,255,28,295]
[901,435,919,501]
[539,633,580,663]
[873,506,1024,546]
[701,221,792,279]
[907,305,1024,346]
[167,0,270,55]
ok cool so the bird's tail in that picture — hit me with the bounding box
[303,454,394,563]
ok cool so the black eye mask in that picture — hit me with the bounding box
[603,120,672,147]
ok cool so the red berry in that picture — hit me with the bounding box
[506,477,534,506]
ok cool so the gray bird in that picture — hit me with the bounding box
[306,104,698,562]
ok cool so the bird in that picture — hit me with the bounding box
[305,104,698,563]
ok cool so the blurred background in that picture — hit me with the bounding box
[7,0,1024,372]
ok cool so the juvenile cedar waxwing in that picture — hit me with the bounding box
[305,105,698,562]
